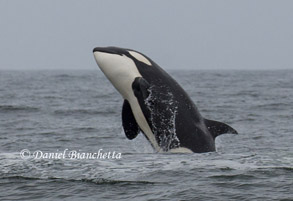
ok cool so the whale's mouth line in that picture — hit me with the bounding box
[93,47,123,56]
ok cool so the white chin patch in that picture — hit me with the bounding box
[128,51,152,66]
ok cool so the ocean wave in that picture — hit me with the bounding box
[209,174,256,180]
[0,176,155,185]
[53,109,116,115]
[252,103,292,110]
[53,73,95,81]
[0,105,39,112]
[257,166,293,172]
[72,127,102,133]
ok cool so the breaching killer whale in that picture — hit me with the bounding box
[93,46,237,153]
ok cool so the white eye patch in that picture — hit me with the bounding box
[128,51,152,66]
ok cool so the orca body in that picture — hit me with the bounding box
[93,46,237,153]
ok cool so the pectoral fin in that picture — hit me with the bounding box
[204,119,238,139]
[122,100,140,140]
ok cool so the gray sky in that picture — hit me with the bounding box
[0,0,292,70]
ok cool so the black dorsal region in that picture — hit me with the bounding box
[122,100,140,140]
[204,119,238,139]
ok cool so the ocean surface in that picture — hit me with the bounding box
[0,70,292,201]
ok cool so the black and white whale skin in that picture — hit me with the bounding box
[93,47,237,153]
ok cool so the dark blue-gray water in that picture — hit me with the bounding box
[0,70,292,201]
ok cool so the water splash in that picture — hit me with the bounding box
[144,86,180,151]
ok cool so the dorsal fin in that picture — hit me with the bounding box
[204,119,238,139]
